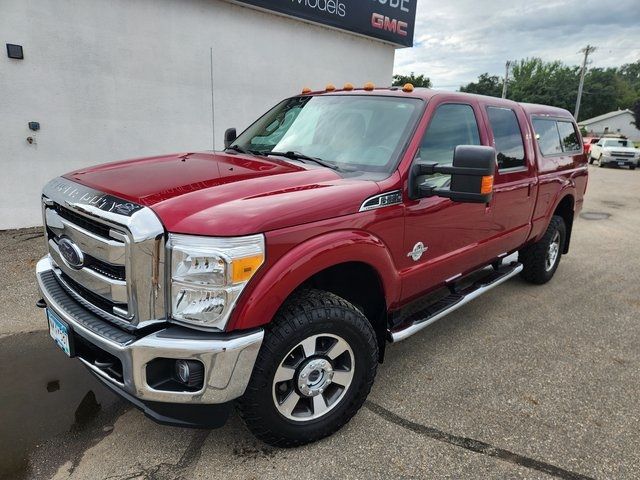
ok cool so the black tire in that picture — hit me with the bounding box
[588,156,595,165]
[237,289,378,447]
[630,166,636,171]
[519,215,566,285]
[599,155,606,168]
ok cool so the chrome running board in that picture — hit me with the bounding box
[390,262,523,343]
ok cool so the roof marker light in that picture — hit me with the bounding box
[364,82,375,91]
[403,83,415,93]
[343,82,354,91]
[325,84,336,92]
[301,87,312,94]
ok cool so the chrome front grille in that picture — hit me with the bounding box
[42,178,166,329]
[611,151,634,158]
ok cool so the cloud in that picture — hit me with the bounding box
[395,0,640,89]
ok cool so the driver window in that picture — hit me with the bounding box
[417,104,481,188]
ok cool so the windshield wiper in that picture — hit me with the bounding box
[225,145,272,157]
[225,144,249,154]
[268,151,341,171]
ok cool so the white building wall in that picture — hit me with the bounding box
[581,112,640,142]
[1,0,396,229]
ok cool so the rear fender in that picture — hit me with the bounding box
[227,231,400,331]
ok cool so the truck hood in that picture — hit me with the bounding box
[65,152,381,236]
[603,146,639,154]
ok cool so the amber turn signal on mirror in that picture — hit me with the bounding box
[481,176,494,195]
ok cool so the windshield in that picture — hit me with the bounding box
[603,139,629,148]
[231,95,423,179]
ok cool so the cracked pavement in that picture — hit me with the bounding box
[1,165,639,479]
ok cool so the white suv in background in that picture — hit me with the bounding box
[589,137,639,170]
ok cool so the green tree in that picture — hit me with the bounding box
[458,57,640,122]
[508,58,579,112]
[580,68,628,121]
[618,61,640,107]
[392,72,431,88]
[619,61,640,93]
[459,73,502,97]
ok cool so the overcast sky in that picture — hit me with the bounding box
[394,0,640,90]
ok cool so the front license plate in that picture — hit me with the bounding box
[47,309,73,357]
[618,162,625,166]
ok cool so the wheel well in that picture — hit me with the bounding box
[298,262,388,362]
[554,195,574,254]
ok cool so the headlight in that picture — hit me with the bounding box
[168,233,265,330]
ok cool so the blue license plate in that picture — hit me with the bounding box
[47,309,73,357]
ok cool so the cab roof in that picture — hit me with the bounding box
[306,87,575,121]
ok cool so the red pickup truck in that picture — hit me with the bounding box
[36,85,587,447]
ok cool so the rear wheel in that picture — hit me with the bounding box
[519,215,566,284]
[237,289,378,447]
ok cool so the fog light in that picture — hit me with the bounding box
[174,360,205,389]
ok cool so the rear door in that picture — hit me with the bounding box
[481,104,537,253]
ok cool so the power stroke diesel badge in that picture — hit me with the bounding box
[407,242,427,262]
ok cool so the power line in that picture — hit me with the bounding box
[574,45,596,120]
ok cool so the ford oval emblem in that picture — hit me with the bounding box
[58,237,84,269]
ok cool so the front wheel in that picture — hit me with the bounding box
[519,215,566,284]
[599,155,606,168]
[237,289,378,447]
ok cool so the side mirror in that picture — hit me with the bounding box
[409,145,496,203]
[224,128,237,148]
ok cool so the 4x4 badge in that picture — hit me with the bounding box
[408,242,427,261]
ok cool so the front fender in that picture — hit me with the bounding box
[227,230,400,331]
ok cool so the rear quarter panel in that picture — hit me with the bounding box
[528,116,588,243]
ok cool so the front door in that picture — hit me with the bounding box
[401,99,497,301]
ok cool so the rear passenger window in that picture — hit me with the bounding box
[557,121,580,152]
[532,118,562,156]
[417,104,481,188]
[487,107,526,170]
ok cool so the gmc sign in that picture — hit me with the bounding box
[230,0,417,47]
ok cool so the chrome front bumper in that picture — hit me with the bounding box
[36,255,263,405]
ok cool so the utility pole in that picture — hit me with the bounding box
[501,60,511,99]
[574,45,596,120]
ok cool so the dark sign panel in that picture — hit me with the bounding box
[233,0,417,47]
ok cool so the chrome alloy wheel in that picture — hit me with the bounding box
[546,230,561,271]
[272,333,355,422]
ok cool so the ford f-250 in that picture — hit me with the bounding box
[36,84,588,447]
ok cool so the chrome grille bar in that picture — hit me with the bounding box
[48,238,128,303]
[45,208,125,265]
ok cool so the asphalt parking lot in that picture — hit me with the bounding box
[1,165,639,480]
